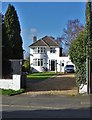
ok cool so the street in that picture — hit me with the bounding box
[1,94,91,118]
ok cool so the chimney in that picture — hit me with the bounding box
[33,36,37,43]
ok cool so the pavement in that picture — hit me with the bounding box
[1,94,92,118]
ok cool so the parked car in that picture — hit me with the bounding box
[64,65,75,73]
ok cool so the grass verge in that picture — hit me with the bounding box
[0,88,25,96]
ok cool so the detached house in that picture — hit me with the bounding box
[29,36,74,73]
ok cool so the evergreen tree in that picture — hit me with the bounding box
[2,14,8,61]
[85,0,92,93]
[69,30,86,86]
[85,0,92,58]
[4,4,23,59]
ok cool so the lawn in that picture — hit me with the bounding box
[27,72,56,80]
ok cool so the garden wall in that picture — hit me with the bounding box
[79,84,87,94]
[0,75,21,90]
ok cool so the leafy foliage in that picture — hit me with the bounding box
[69,0,92,86]
[69,31,87,86]
[23,57,30,73]
[2,17,9,61]
[4,4,23,59]
[85,1,92,59]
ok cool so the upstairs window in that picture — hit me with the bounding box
[38,47,40,53]
[50,48,56,53]
[33,47,46,53]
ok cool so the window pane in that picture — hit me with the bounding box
[41,48,43,53]
[38,47,40,53]
[50,48,52,53]
[44,48,46,53]
[41,59,43,66]
[53,48,55,53]
[50,48,56,53]
[33,59,37,66]
[38,59,40,66]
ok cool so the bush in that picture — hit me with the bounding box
[23,59,30,73]
[69,31,87,86]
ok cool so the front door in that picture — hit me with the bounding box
[51,60,55,71]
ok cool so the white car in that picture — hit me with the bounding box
[64,65,75,73]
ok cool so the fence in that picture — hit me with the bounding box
[2,59,22,79]
[2,60,12,79]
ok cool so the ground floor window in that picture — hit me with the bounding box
[33,59,37,66]
[33,59,43,66]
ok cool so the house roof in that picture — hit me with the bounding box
[29,36,59,47]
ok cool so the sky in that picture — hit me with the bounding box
[2,2,86,58]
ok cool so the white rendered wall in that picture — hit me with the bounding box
[57,56,75,72]
[79,84,87,94]
[30,47,75,72]
[30,47,48,72]
[0,75,21,90]
[47,47,59,60]
[47,47,59,71]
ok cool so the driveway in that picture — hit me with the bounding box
[25,73,78,95]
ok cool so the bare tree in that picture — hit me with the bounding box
[60,19,85,55]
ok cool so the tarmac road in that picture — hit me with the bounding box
[0,94,91,118]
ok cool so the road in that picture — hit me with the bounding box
[0,94,91,118]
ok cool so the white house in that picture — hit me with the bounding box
[29,36,74,73]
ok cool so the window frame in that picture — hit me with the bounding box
[50,47,56,53]
[33,59,37,66]
[33,47,46,54]
[33,59,44,66]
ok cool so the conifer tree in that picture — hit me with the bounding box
[4,4,23,59]
[85,0,92,93]
[86,0,92,58]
